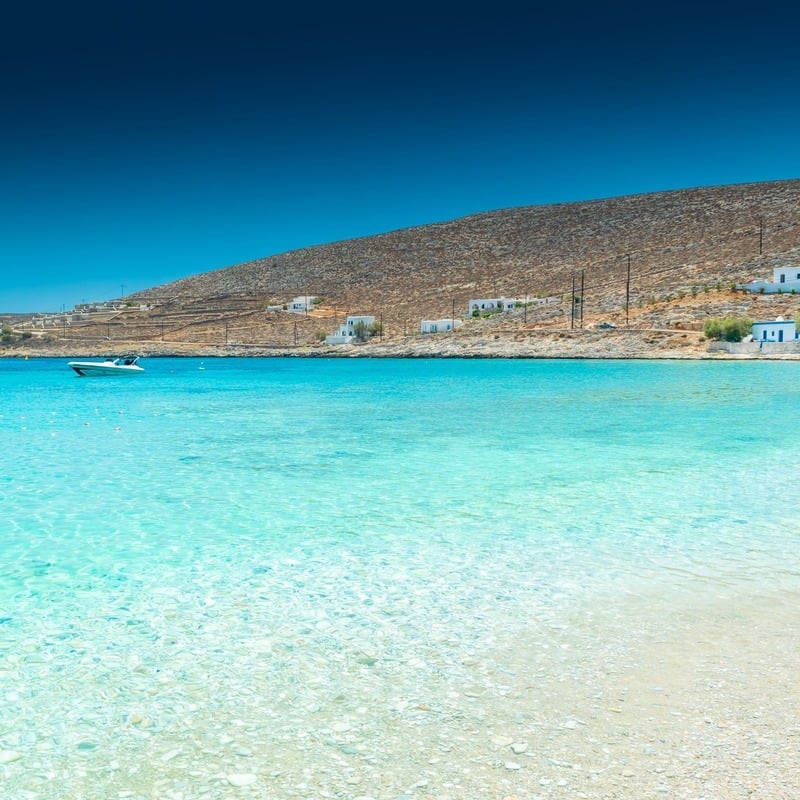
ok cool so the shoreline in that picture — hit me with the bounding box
[3,328,800,361]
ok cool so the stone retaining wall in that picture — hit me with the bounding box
[709,340,800,355]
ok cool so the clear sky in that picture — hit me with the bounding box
[2,1,799,312]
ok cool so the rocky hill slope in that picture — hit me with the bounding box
[132,179,800,324]
[5,179,800,357]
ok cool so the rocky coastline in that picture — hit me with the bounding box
[4,327,800,361]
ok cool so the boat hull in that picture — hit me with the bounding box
[68,360,144,377]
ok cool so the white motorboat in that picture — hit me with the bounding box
[68,356,145,377]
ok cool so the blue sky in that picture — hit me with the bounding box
[2,1,799,312]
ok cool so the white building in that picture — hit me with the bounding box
[467,297,518,315]
[420,318,461,333]
[288,295,316,312]
[752,316,798,343]
[325,315,376,345]
[740,266,800,294]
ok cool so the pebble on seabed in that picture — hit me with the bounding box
[227,773,258,787]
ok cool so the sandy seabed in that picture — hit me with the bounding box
[490,589,800,800]
[3,586,798,800]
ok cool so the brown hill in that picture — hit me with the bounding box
[132,178,800,325]
[7,179,800,355]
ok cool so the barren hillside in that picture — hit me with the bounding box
[131,179,800,328]
[5,179,800,356]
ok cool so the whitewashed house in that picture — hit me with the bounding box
[467,297,518,315]
[740,266,800,294]
[325,315,376,345]
[752,317,798,343]
[288,295,316,312]
[420,318,461,333]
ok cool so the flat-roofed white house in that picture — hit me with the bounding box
[752,317,798,342]
[467,297,518,315]
[740,266,800,294]
[420,318,462,333]
[288,295,317,312]
[325,315,376,345]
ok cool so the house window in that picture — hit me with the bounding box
[780,274,786,283]
[763,330,767,340]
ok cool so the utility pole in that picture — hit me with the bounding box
[524,294,528,325]
[759,219,764,255]
[452,298,456,331]
[580,269,585,328]
[571,273,575,329]
[626,253,631,327]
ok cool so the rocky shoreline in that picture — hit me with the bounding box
[3,327,800,360]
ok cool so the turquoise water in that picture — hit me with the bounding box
[2,357,800,798]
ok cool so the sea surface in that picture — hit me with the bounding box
[2,356,800,799]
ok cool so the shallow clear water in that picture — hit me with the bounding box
[2,357,800,798]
